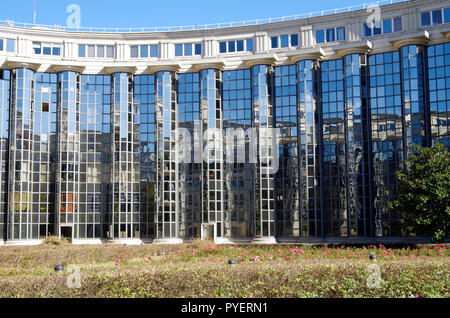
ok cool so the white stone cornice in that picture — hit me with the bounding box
[390,30,430,50]
[50,63,86,74]
[5,58,41,71]
[286,47,325,63]
[103,65,138,74]
[440,25,450,41]
[190,59,227,72]
[146,61,182,74]
[242,53,279,67]
[334,40,373,58]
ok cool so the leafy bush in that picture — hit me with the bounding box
[390,143,450,241]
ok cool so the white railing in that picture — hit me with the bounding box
[0,0,407,33]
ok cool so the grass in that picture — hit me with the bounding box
[0,241,448,298]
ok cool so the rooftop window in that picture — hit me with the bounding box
[175,43,202,57]
[33,42,61,56]
[0,38,15,53]
[364,17,402,37]
[78,44,115,58]
[270,34,298,49]
[421,8,449,27]
[219,38,253,53]
[130,44,159,58]
[316,27,345,44]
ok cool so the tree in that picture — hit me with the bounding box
[389,143,450,242]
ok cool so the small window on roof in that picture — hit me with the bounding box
[131,45,139,58]
[421,12,431,26]
[246,38,254,52]
[271,36,278,48]
[106,46,114,58]
[78,44,86,57]
[393,17,402,32]
[383,19,392,33]
[316,30,325,43]
[291,34,299,47]
[432,9,442,25]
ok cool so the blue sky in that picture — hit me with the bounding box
[2,0,376,28]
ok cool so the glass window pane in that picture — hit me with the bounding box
[131,46,139,58]
[219,42,227,53]
[280,34,289,47]
[432,10,442,24]
[246,38,253,52]
[175,44,183,57]
[445,7,450,23]
[336,27,345,41]
[43,45,51,55]
[150,45,158,57]
[383,19,392,33]
[364,23,372,37]
[0,39,3,51]
[373,22,381,35]
[141,45,148,58]
[271,36,278,48]
[236,40,244,52]
[106,46,114,58]
[195,43,202,55]
[393,17,402,32]
[291,34,299,47]
[316,30,324,43]
[78,44,86,57]
[52,46,61,56]
[184,43,192,56]
[326,28,335,42]
[33,42,41,54]
[87,45,95,57]
[97,45,104,58]
[6,39,15,52]
[228,41,235,53]
[421,12,431,26]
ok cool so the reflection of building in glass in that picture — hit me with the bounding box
[0,0,449,244]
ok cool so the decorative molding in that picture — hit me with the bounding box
[242,53,279,67]
[103,65,138,74]
[190,59,227,72]
[441,26,450,41]
[390,30,430,50]
[334,40,373,58]
[5,59,41,71]
[286,47,325,63]
[51,64,86,73]
[146,61,182,74]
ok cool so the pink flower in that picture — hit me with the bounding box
[251,256,260,262]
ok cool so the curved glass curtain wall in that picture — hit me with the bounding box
[0,70,9,240]
[297,60,321,237]
[178,73,201,237]
[369,51,404,237]
[427,43,450,150]
[155,71,178,239]
[135,74,156,239]
[80,74,111,239]
[201,69,224,239]
[274,65,299,237]
[111,73,140,239]
[222,69,254,238]
[58,71,80,238]
[8,68,35,240]
[252,65,275,239]
[0,39,449,241]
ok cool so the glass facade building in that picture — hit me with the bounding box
[0,0,449,243]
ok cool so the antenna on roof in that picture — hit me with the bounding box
[33,0,37,24]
